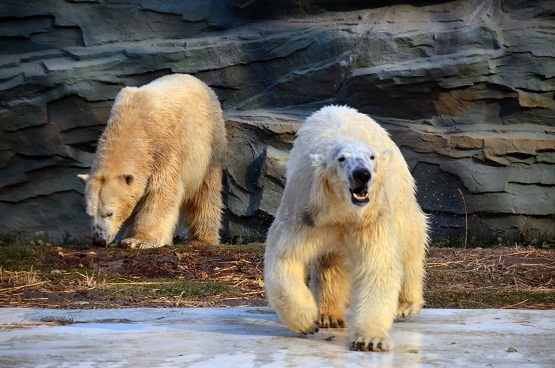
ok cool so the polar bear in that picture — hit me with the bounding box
[264,105,428,352]
[77,74,227,248]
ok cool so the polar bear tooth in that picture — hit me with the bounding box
[354,192,368,200]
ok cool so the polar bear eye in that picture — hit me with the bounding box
[104,211,113,218]
[370,155,375,160]
[338,156,345,163]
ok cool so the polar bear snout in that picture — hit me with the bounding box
[92,234,107,247]
[91,220,116,247]
[349,167,371,206]
[92,230,113,247]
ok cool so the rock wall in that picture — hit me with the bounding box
[0,0,553,244]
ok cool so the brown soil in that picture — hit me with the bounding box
[1,243,554,310]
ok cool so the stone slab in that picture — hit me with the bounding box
[0,307,554,367]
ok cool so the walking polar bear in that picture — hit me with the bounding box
[78,74,226,248]
[264,105,428,352]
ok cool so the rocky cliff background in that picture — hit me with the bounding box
[0,0,553,244]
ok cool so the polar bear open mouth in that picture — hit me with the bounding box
[350,187,369,206]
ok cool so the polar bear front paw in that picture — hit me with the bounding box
[285,309,319,335]
[119,237,160,249]
[280,302,320,335]
[294,317,320,335]
[397,299,424,318]
[350,333,392,352]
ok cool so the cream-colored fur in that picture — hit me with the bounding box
[264,105,428,352]
[78,74,227,248]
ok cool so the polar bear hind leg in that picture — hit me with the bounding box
[184,165,224,245]
[397,222,427,318]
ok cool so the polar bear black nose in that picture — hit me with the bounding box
[92,232,107,247]
[92,237,107,247]
[353,168,371,184]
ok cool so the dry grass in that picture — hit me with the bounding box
[75,270,107,288]
[0,267,45,294]
[424,246,555,309]
[0,242,553,309]
[426,247,554,291]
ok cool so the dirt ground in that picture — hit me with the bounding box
[0,243,554,310]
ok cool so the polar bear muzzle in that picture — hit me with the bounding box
[91,220,117,247]
[92,235,107,247]
[349,167,371,206]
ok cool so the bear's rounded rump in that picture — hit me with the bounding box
[78,74,227,248]
[264,105,428,352]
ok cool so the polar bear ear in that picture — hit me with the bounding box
[309,153,324,168]
[120,174,134,186]
[77,174,90,184]
[379,149,392,166]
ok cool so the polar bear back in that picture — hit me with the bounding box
[98,74,225,199]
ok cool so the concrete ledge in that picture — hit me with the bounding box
[1,307,554,367]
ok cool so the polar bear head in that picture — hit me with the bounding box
[77,172,143,246]
[310,141,389,207]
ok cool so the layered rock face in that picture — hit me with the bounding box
[0,0,553,243]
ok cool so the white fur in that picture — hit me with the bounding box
[264,105,428,352]
[78,74,227,248]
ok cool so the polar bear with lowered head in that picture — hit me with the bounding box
[264,105,428,352]
[78,74,227,248]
